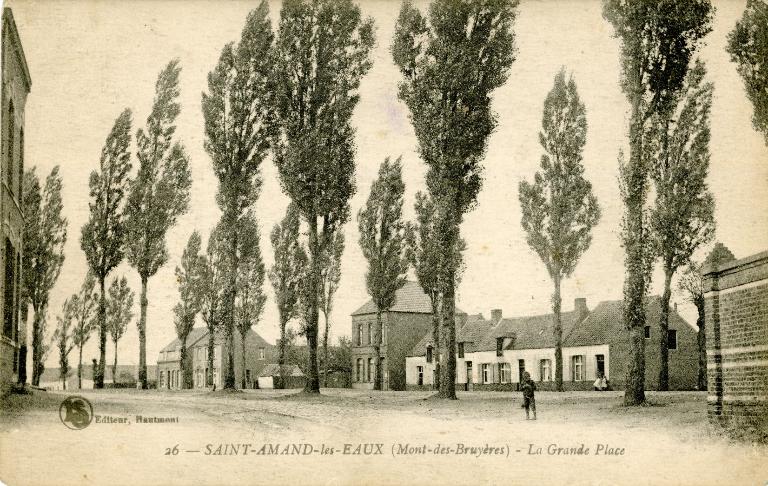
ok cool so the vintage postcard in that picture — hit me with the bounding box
[0,0,766,485]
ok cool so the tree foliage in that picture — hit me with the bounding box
[393,0,518,399]
[319,230,344,388]
[199,225,225,387]
[80,109,133,388]
[272,0,375,393]
[727,0,768,144]
[21,166,67,386]
[358,157,409,390]
[202,1,275,389]
[518,69,600,391]
[124,59,192,389]
[235,214,267,389]
[174,231,204,389]
[52,299,76,390]
[107,276,134,381]
[602,0,713,405]
[69,273,98,389]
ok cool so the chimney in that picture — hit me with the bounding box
[491,309,502,322]
[574,298,588,320]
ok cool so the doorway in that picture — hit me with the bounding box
[465,361,473,391]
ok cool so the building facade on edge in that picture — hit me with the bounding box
[0,8,30,386]
[157,327,275,389]
[406,297,699,391]
[351,281,466,391]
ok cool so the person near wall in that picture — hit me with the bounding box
[593,372,607,391]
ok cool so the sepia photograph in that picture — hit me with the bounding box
[0,0,766,484]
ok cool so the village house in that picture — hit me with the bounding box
[406,297,698,391]
[157,327,275,389]
[351,281,466,391]
[0,7,31,387]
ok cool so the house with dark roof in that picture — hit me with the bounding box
[406,297,698,391]
[157,327,275,389]
[351,281,466,391]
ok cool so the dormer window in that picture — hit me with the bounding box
[426,345,433,363]
[496,337,503,357]
[457,342,465,359]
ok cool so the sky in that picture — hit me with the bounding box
[5,0,767,370]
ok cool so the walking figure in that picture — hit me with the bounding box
[521,371,537,420]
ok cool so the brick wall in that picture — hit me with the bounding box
[704,251,768,442]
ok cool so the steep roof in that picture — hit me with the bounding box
[352,281,465,316]
[564,296,693,347]
[160,327,273,353]
[408,314,489,357]
[477,310,583,351]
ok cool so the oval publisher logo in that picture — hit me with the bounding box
[59,396,93,430]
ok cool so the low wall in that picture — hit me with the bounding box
[704,251,768,442]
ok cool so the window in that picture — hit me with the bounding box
[499,363,511,383]
[6,101,14,190]
[368,358,374,382]
[367,322,372,345]
[426,345,433,363]
[667,330,677,350]
[644,326,650,339]
[259,347,265,360]
[160,371,165,388]
[518,359,526,382]
[17,128,23,196]
[540,359,552,381]
[496,337,503,356]
[417,366,424,386]
[481,364,491,384]
[3,239,16,338]
[572,355,585,381]
[357,323,363,346]
[356,358,363,382]
[457,342,465,358]
[596,354,605,376]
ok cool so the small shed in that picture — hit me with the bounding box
[257,364,306,389]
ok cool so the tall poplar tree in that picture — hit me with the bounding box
[393,0,517,398]
[649,60,715,390]
[602,0,713,405]
[320,231,343,388]
[174,231,203,389]
[272,0,375,393]
[80,109,133,388]
[518,69,601,392]
[235,214,266,389]
[21,166,67,386]
[358,157,409,391]
[727,0,768,144]
[269,203,307,386]
[202,2,274,389]
[124,59,192,389]
[107,276,134,382]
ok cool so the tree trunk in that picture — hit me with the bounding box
[553,274,564,392]
[207,324,215,387]
[240,331,247,389]
[30,307,42,386]
[179,334,190,390]
[373,310,383,391]
[304,214,321,393]
[223,220,238,390]
[695,298,707,390]
[17,304,28,385]
[440,275,457,399]
[658,267,673,391]
[95,276,107,389]
[623,86,647,406]
[225,328,235,389]
[113,339,119,385]
[431,297,440,391]
[322,310,330,388]
[138,275,149,389]
[78,346,83,389]
[278,315,286,389]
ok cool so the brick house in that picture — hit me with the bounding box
[0,8,31,387]
[156,327,275,389]
[406,297,698,391]
[703,251,767,441]
[351,281,465,391]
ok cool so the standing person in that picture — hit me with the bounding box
[521,371,537,420]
